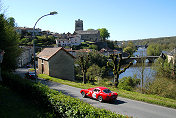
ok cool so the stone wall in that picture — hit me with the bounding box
[49,50,74,81]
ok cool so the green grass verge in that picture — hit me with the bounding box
[38,74,176,109]
[0,84,54,118]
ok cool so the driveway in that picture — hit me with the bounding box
[15,68,176,118]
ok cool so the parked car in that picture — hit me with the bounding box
[80,87,118,102]
[25,71,37,80]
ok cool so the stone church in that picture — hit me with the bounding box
[74,19,100,42]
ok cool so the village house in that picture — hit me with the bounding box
[166,48,176,65]
[37,47,75,81]
[65,48,92,57]
[17,46,33,67]
[55,34,83,47]
[15,27,42,36]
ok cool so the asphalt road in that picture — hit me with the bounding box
[15,68,176,118]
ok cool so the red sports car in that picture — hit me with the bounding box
[80,87,118,102]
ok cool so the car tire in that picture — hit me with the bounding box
[81,91,86,98]
[98,96,103,102]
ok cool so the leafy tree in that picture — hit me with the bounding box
[88,50,107,68]
[7,17,16,27]
[147,44,162,56]
[86,64,102,84]
[98,28,110,41]
[153,57,176,79]
[0,14,21,72]
[123,46,133,55]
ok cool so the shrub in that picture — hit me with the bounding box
[118,76,140,91]
[2,72,128,118]
[146,77,176,99]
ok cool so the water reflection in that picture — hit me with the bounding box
[116,48,156,82]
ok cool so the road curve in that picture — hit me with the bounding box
[39,79,176,118]
[15,68,176,118]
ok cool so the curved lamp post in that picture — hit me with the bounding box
[33,11,58,82]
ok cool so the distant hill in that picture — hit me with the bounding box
[131,36,176,51]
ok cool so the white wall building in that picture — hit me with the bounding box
[56,34,83,47]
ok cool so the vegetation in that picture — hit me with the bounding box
[118,76,140,91]
[147,43,162,56]
[19,35,56,47]
[143,57,176,99]
[75,50,108,83]
[86,64,103,84]
[2,72,127,118]
[0,14,21,72]
[107,53,133,87]
[38,74,176,109]
[132,36,176,51]
[0,84,53,118]
[76,54,90,84]
[98,28,110,41]
[123,41,136,55]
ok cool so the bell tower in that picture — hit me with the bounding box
[75,19,83,31]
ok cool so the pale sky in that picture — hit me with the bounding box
[1,0,176,41]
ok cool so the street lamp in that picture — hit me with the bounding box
[33,11,58,82]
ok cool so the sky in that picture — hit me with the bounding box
[1,0,176,41]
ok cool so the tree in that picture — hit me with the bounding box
[107,53,133,87]
[86,64,101,84]
[123,46,133,55]
[0,14,21,72]
[76,54,90,84]
[88,50,107,68]
[98,28,110,41]
[147,44,162,56]
[7,17,16,27]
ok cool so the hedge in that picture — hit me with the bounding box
[2,72,129,118]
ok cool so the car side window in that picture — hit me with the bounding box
[93,89,100,93]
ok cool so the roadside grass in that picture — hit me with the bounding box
[0,84,54,118]
[38,74,176,109]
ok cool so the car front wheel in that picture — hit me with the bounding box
[81,91,86,98]
[98,96,103,102]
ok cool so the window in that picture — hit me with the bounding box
[103,89,112,93]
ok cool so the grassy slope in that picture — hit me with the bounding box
[38,74,176,109]
[0,84,53,118]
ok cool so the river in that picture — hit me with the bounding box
[119,48,156,81]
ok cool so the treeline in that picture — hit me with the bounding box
[132,36,176,51]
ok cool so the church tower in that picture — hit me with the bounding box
[75,19,83,31]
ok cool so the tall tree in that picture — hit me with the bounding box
[98,28,110,41]
[0,14,21,72]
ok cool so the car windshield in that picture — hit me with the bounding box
[103,89,112,93]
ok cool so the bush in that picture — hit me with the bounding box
[2,72,128,118]
[118,76,140,91]
[146,77,176,99]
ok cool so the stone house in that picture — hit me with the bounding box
[37,47,75,81]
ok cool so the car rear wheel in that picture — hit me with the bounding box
[81,91,86,98]
[98,96,103,102]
